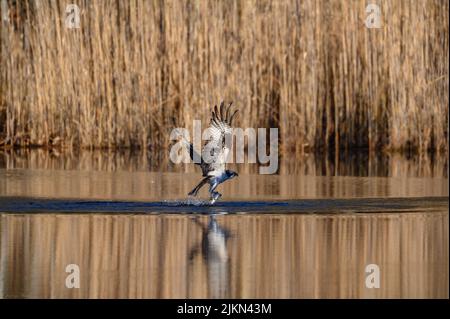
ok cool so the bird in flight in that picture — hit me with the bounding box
[184,101,239,204]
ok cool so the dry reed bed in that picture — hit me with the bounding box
[0,0,448,154]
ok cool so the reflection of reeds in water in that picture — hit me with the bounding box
[0,148,448,178]
[0,166,448,200]
[0,1,448,153]
[0,212,447,298]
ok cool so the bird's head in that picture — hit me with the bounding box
[225,170,239,179]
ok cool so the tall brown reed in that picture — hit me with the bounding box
[0,0,448,154]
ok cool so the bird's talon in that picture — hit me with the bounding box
[209,192,222,204]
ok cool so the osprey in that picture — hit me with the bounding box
[184,101,239,204]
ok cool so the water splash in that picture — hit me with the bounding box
[163,197,212,207]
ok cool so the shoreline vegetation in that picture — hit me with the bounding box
[0,0,448,155]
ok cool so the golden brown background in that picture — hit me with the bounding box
[1,0,448,154]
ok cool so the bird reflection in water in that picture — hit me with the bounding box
[188,215,232,298]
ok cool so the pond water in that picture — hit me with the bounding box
[0,149,448,298]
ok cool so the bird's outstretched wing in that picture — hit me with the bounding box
[200,101,238,176]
